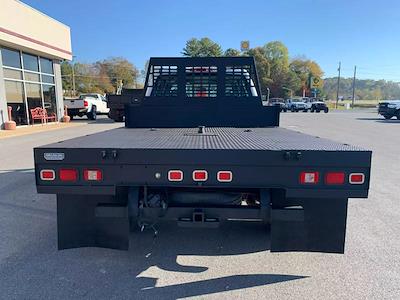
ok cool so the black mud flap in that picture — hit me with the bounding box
[271,198,348,253]
[57,194,129,250]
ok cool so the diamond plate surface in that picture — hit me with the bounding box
[42,127,365,151]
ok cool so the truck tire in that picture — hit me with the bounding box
[310,107,315,113]
[324,107,329,113]
[87,106,97,120]
[316,109,321,113]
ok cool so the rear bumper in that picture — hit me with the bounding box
[67,108,88,115]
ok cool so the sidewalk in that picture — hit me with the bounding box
[0,122,84,139]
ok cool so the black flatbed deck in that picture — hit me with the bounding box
[43,126,364,151]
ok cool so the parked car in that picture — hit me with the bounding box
[268,98,287,112]
[64,94,110,120]
[286,98,307,112]
[378,100,400,119]
[310,101,329,113]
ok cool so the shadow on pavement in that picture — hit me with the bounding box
[357,117,400,123]
[0,170,307,299]
[69,115,116,125]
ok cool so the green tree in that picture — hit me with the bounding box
[182,38,223,57]
[245,47,271,95]
[224,48,241,57]
[263,41,290,97]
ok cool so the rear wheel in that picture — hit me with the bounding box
[87,106,97,120]
[316,109,321,113]
[324,107,329,113]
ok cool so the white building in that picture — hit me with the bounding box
[0,0,72,129]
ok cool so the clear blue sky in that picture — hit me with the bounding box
[23,0,400,81]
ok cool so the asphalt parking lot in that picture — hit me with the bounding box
[0,111,399,299]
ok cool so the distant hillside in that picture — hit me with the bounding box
[323,78,400,100]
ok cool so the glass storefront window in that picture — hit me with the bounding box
[1,48,58,126]
[40,57,54,74]
[3,68,23,80]
[42,74,55,84]
[43,85,57,117]
[24,72,40,82]
[26,83,43,123]
[1,48,21,68]
[4,80,28,125]
[22,53,39,72]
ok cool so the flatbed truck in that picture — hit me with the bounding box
[34,57,371,253]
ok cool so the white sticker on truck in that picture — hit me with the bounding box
[44,153,65,161]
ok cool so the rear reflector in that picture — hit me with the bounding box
[193,170,208,182]
[325,172,345,185]
[59,168,78,182]
[217,171,232,182]
[84,169,102,181]
[40,169,55,181]
[349,173,365,184]
[300,171,319,184]
[168,170,183,182]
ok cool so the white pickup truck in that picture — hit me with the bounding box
[64,94,110,120]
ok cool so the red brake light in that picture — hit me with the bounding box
[193,170,208,181]
[299,171,319,184]
[325,172,345,185]
[168,170,183,182]
[84,100,88,107]
[349,173,365,184]
[84,169,102,181]
[217,171,232,182]
[40,169,55,181]
[59,168,78,181]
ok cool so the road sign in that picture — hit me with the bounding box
[310,77,322,89]
[240,41,250,51]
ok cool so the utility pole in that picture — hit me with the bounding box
[351,65,357,108]
[71,56,76,96]
[336,61,341,109]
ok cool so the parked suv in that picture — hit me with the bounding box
[287,98,307,112]
[268,98,287,112]
[378,100,400,119]
[310,101,329,113]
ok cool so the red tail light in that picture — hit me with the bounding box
[84,100,88,107]
[217,171,232,182]
[325,172,345,185]
[299,171,319,184]
[84,169,102,181]
[349,173,365,184]
[193,170,208,181]
[40,169,55,181]
[168,170,183,182]
[59,168,78,181]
